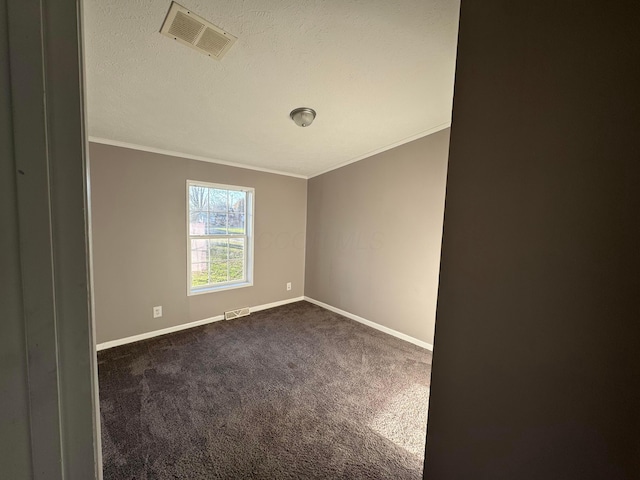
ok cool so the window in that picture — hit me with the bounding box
[187,180,254,294]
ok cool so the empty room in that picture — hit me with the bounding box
[84,0,457,478]
[4,0,639,479]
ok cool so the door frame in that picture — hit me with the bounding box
[5,0,102,477]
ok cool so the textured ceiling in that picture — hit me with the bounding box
[83,0,459,177]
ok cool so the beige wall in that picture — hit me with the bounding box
[89,143,307,343]
[304,129,450,345]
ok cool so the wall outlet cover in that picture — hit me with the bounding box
[153,306,162,318]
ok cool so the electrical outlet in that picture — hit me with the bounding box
[153,306,162,318]
[286,282,292,291]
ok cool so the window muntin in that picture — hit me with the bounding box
[187,181,253,294]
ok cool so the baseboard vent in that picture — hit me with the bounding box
[224,307,250,320]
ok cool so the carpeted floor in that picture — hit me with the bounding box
[98,301,432,479]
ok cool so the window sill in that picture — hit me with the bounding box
[188,281,253,296]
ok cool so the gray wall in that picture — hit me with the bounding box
[90,143,307,344]
[425,1,640,478]
[305,130,450,345]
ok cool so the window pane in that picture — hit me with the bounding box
[210,262,228,283]
[190,239,209,264]
[208,213,227,235]
[188,183,252,292]
[189,185,209,211]
[210,239,228,262]
[229,260,244,281]
[191,263,209,287]
[189,185,208,235]
[229,238,244,260]
[229,191,246,212]
[228,213,245,234]
[189,211,206,235]
[209,188,228,212]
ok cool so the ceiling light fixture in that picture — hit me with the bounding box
[290,108,316,127]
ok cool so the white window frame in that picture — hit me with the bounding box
[186,180,255,295]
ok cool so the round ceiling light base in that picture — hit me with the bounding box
[290,107,316,127]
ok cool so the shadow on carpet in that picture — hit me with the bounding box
[98,301,432,479]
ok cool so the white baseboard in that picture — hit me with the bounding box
[250,296,304,313]
[96,296,305,351]
[96,296,432,352]
[303,296,433,351]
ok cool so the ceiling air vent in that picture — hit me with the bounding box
[160,2,237,60]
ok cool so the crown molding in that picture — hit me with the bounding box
[89,122,450,181]
[87,137,308,179]
[307,122,451,179]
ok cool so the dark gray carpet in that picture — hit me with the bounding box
[98,301,432,479]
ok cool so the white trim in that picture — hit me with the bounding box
[303,296,434,351]
[307,122,451,179]
[96,315,224,350]
[96,296,305,351]
[250,296,305,313]
[188,280,253,296]
[85,130,104,480]
[88,136,308,179]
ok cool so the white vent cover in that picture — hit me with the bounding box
[224,307,250,321]
[160,2,237,60]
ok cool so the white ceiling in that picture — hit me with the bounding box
[83,0,459,178]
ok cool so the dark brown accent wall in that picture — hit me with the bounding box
[424,1,640,478]
[0,1,32,475]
